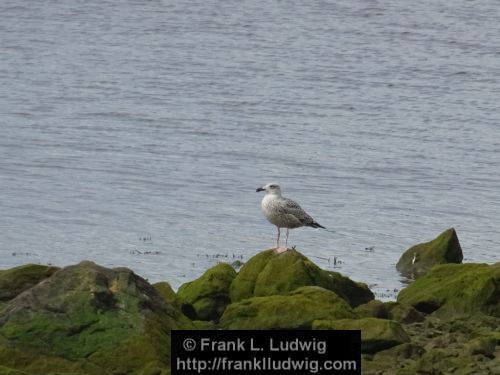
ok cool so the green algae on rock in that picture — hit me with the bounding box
[191,320,217,330]
[354,300,389,319]
[466,336,497,358]
[363,314,500,374]
[0,244,497,375]
[313,317,410,354]
[327,271,375,308]
[177,263,236,322]
[383,302,425,324]
[404,346,499,375]
[397,262,500,318]
[154,281,182,309]
[363,343,425,375]
[396,228,463,278]
[220,286,355,329]
[373,342,425,362]
[0,261,192,375]
[363,343,426,374]
[0,264,59,305]
[229,248,374,307]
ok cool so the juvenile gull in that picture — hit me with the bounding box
[256,183,326,253]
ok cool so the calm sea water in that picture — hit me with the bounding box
[1,0,499,300]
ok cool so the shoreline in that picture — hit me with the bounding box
[0,229,498,374]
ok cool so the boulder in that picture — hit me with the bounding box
[0,264,59,304]
[374,343,425,361]
[192,320,217,330]
[354,300,388,319]
[177,263,236,321]
[363,343,425,374]
[396,228,463,278]
[220,286,355,329]
[409,347,497,375]
[229,249,374,307]
[466,337,496,358]
[0,261,192,375]
[397,262,500,318]
[313,318,410,354]
[384,302,425,324]
[153,281,182,309]
[327,271,375,308]
[364,314,500,374]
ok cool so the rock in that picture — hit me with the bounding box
[397,262,500,318]
[374,343,425,361]
[416,349,461,373]
[327,271,375,308]
[409,347,493,375]
[229,249,374,307]
[363,343,426,374]
[396,228,463,278]
[0,264,59,304]
[192,320,217,330]
[354,300,388,319]
[220,286,355,329]
[177,263,236,321]
[153,281,182,309]
[0,261,192,375]
[230,260,244,269]
[466,337,496,358]
[364,314,500,373]
[3,255,499,374]
[313,318,411,354]
[384,302,425,324]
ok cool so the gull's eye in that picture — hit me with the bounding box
[269,185,277,189]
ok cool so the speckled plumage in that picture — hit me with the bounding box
[261,194,317,229]
[256,183,325,252]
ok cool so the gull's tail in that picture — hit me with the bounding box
[307,221,326,229]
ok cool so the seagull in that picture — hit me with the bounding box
[256,183,326,253]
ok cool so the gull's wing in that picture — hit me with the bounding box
[280,197,316,225]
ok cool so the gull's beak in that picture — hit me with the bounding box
[256,187,265,192]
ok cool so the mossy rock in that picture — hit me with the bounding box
[229,249,373,307]
[407,347,498,375]
[363,343,425,374]
[0,344,106,375]
[397,262,500,318]
[192,320,217,330]
[177,263,236,321]
[327,271,375,307]
[374,343,425,361]
[313,318,410,354]
[153,281,182,309]
[465,337,496,358]
[0,264,59,304]
[0,261,193,374]
[354,300,388,319]
[364,315,500,374]
[220,286,355,329]
[396,228,463,278]
[384,302,425,324]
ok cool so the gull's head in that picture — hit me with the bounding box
[256,182,282,195]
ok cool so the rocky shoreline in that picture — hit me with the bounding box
[0,229,498,374]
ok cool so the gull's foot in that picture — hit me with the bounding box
[274,246,289,254]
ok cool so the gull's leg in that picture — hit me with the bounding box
[275,227,288,254]
[276,227,280,249]
[285,228,289,249]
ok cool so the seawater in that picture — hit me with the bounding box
[1,0,499,299]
